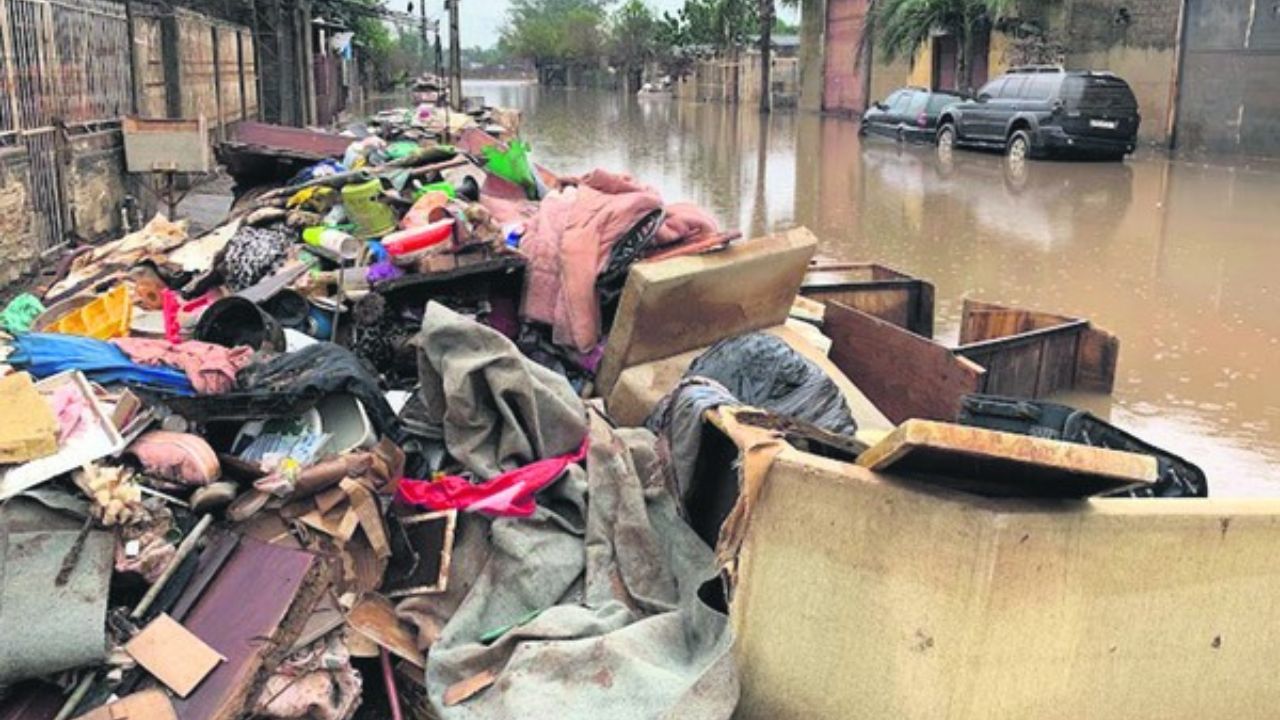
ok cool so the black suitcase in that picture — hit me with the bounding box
[957,395,1208,498]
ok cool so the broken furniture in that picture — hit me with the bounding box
[122,116,214,220]
[597,227,893,435]
[857,419,1157,498]
[214,122,355,190]
[706,417,1280,720]
[825,298,1119,425]
[801,261,934,337]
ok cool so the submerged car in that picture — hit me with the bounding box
[860,87,966,143]
[936,67,1140,161]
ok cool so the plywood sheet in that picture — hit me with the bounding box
[857,419,1156,498]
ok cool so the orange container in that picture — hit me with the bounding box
[47,284,133,339]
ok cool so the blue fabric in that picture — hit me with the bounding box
[9,333,194,395]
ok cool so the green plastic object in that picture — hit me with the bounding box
[413,181,456,200]
[385,141,421,161]
[0,293,44,334]
[482,140,537,199]
[340,178,397,239]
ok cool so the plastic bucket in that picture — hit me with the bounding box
[341,179,397,239]
[194,296,286,352]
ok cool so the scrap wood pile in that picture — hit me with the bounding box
[0,103,1208,720]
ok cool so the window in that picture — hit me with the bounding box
[927,93,961,113]
[1062,76,1138,110]
[978,79,1005,99]
[907,91,930,116]
[1020,75,1058,100]
[890,91,915,114]
[882,91,904,109]
[1000,76,1028,99]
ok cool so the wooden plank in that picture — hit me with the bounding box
[171,538,322,720]
[857,419,1157,498]
[825,302,984,425]
[595,227,817,397]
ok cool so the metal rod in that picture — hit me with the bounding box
[381,649,404,720]
[130,513,214,620]
[52,673,93,720]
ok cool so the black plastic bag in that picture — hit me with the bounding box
[683,332,857,436]
[957,394,1208,498]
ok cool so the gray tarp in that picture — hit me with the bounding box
[403,304,738,719]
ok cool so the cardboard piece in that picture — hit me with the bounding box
[383,510,456,597]
[443,669,497,706]
[730,444,1280,720]
[125,614,225,697]
[595,227,818,397]
[72,690,178,720]
[0,372,58,463]
[857,419,1157,498]
[346,592,427,668]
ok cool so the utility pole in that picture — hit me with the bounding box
[419,0,428,73]
[446,0,462,110]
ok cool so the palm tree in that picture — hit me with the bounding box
[871,0,1013,93]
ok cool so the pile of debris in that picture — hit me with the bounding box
[0,103,1207,720]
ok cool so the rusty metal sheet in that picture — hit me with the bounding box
[227,121,352,159]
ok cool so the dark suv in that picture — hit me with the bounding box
[936,67,1140,161]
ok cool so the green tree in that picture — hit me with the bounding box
[609,0,659,91]
[500,0,608,82]
[871,0,1013,91]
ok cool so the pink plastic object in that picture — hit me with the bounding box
[381,218,454,256]
[162,289,217,344]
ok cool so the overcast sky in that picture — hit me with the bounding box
[390,0,798,50]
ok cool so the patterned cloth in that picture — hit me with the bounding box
[221,224,294,291]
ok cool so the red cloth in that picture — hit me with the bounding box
[111,338,253,394]
[395,437,589,517]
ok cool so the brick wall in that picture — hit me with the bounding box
[0,149,38,286]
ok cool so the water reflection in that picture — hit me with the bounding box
[469,80,1280,495]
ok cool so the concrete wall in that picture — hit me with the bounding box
[1063,0,1180,144]
[731,446,1280,719]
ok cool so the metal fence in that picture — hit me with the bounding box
[0,0,130,252]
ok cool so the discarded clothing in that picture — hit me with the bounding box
[412,302,587,477]
[7,333,194,395]
[0,293,44,334]
[221,224,293,291]
[253,635,361,720]
[112,337,254,394]
[163,342,400,441]
[396,437,589,517]
[420,413,738,719]
[684,332,857,436]
[646,377,739,523]
[519,170,664,352]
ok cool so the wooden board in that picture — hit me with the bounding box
[171,538,323,720]
[857,419,1157,498]
[595,227,817,397]
[802,263,935,338]
[824,301,984,424]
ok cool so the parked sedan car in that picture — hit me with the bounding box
[936,67,1140,161]
[860,87,967,143]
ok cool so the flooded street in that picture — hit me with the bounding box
[468,80,1280,495]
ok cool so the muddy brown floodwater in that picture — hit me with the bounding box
[467,79,1280,496]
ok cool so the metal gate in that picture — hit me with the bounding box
[0,0,129,254]
[1175,0,1280,158]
